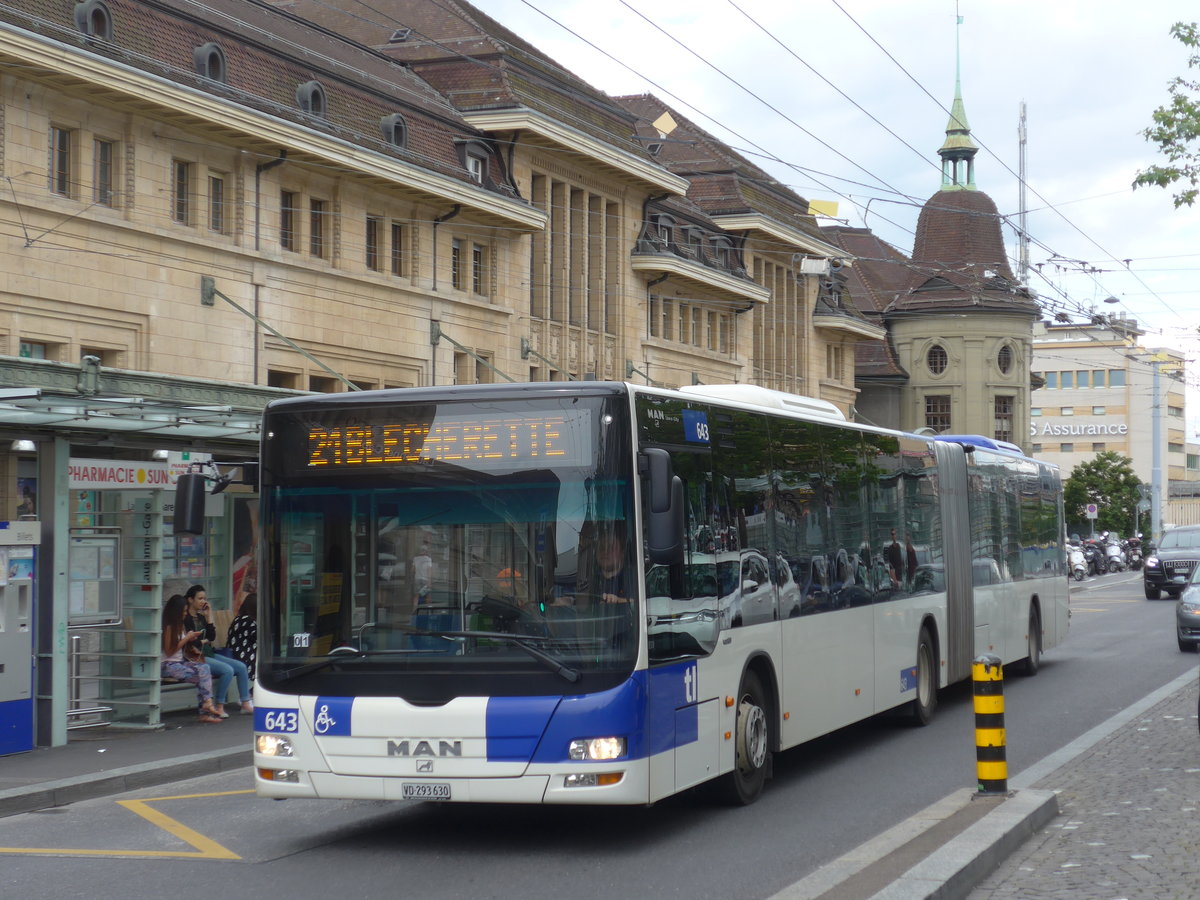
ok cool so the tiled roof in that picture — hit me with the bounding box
[894,188,1038,315]
[615,94,828,245]
[0,0,511,192]
[276,0,653,160]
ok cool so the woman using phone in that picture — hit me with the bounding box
[161,594,221,723]
[183,584,253,718]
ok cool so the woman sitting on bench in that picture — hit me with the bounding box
[161,594,221,724]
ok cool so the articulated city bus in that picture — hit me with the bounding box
[242,381,1067,805]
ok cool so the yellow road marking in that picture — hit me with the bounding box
[0,789,252,859]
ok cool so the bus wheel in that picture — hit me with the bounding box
[910,627,937,726]
[719,671,770,805]
[1016,608,1042,676]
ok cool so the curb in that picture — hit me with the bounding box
[0,747,251,819]
[868,788,1058,900]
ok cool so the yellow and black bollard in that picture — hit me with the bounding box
[972,654,1008,795]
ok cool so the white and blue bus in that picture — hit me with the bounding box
[243,382,1068,805]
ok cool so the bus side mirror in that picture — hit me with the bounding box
[173,473,207,535]
[642,447,684,566]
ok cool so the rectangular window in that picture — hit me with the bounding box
[390,223,406,276]
[1169,405,1184,418]
[1169,442,1185,454]
[208,174,225,233]
[466,154,484,184]
[1076,370,1089,388]
[1060,443,1074,452]
[1060,371,1074,389]
[366,217,382,271]
[472,243,487,295]
[94,138,114,206]
[1188,454,1199,470]
[280,190,298,251]
[1031,443,1043,454]
[826,344,843,380]
[1092,406,1106,415]
[1044,371,1058,389]
[1108,369,1125,387]
[171,159,191,224]
[49,126,73,197]
[925,395,951,433]
[1030,407,1042,416]
[1092,370,1106,388]
[18,341,47,359]
[451,238,463,289]
[309,199,327,258]
[1092,442,1105,452]
[993,395,1013,443]
[1061,407,1074,416]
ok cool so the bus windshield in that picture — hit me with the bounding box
[257,391,637,700]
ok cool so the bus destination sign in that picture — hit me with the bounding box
[306,411,591,468]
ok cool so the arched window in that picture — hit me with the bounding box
[296,81,327,118]
[927,344,948,375]
[997,343,1013,374]
[74,0,113,39]
[380,114,408,149]
[193,43,227,83]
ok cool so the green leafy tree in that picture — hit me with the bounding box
[1134,22,1200,207]
[1062,451,1142,536]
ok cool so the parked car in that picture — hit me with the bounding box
[1143,524,1200,599]
[1175,564,1200,651]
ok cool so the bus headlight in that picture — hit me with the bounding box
[256,734,295,757]
[568,737,626,760]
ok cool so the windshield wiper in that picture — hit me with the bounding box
[273,645,400,682]
[406,626,581,683]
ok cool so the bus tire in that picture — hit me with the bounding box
[909,627,937,726]
[718,670,770,805]
[1016,607,1042,676]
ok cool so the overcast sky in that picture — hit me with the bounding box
[468,0,1200,434]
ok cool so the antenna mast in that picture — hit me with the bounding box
[1018,101,1029,285]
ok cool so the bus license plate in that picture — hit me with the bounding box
[402,782,451,800]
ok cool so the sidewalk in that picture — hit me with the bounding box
[0,708,253,817]
[1,671,1196,900]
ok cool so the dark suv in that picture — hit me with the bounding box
[1143,524,1200,599]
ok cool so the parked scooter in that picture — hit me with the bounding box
[1067,542,1088,581]
[1104,536,1127,573]
[1082,539,1104,576]
[1126,533,1143,570]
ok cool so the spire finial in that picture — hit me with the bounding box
[939,3,978,190]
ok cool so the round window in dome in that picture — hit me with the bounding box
[927,344,948,375]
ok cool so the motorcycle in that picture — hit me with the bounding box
[1082,540,1104,576]
[1067,543,1087,581]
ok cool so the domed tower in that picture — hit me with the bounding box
[885,33,1040,448]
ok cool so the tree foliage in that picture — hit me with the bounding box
[1062,451,1142,535]
[1134,22,1200,207]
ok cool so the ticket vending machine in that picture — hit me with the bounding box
[0,521,39,756]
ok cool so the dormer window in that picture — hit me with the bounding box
[380,114,407,149]
[74,0,112,39]
[193,42,227,83]
[711,236,734,268]
[296,81,327,118]
[681,226,702,259]
[455,140,491,184]
[649,214,674,248]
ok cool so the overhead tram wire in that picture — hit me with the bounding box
[493,0,920,238]
[828,0,1181,323]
